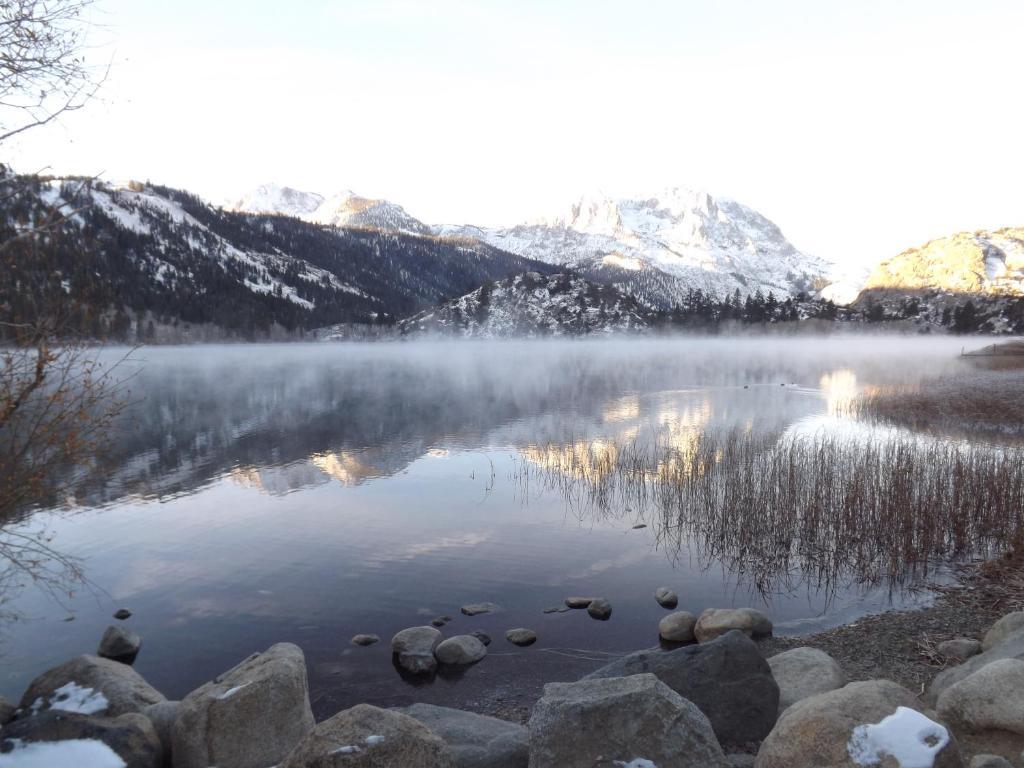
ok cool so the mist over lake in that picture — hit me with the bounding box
[0,335,1009,716]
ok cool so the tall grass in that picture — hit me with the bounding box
[515,429,1024,598]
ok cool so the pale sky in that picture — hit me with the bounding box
[9,0,1024,268]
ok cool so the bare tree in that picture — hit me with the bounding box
[0,0,118,617]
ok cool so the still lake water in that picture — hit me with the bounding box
[0,337,979,715]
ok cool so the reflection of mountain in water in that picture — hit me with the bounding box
[67,342,961,508]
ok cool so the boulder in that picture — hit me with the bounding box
[0,710,162,768]
[937,659,1024,755]
[142,700,180,767]
[171,642,315,768]
[20,654,166,717]
[982,612,1024,652]
[98,624,143,664]
[435,636,487,666]
[528,673,727,768]
[695,608,772,643]
[655,587,679,608]
[755,679,963,768]
[391,626,443,675]
[931,626,1024,698]
[461,602,500,616]
[0,695,14,725]
[584,629,778,745]
[505,628,537,647]
[397,703,527,768]
[767,647,847,713]
[351,634,379,647]
[586,598,612,620]
[564,597,595,609]
[938,638,983,660]
[658,611,696,643]
[280,703,455,767]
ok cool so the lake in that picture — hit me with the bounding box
[0,336,999,716]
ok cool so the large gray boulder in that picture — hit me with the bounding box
[281,703,455,767]
[584,629,778,745]
[0,710,162,768]
[392,626,443,675]
[982,612,1024,651]
[755,680,963,768]
[694,608,772,643]
[171,642,315,768]
[435,635,487,667]
[20,654,166,717]
[767,647,847,714]
[937,659,1024,758]
[98,624,143,664]
[931,626,1024,699]
[398,703,527,768]
[528,673,727,768]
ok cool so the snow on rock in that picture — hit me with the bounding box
[32,682,109,716]
[846,706,950,768]
[0,738,126,768]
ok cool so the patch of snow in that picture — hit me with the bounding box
[847,706,949,768]
[215,682,251,700]
[614,760,658,768]
[0,738,126,768]
[33,682,109,715]
[365,735,384,746]
[329,745,361,755]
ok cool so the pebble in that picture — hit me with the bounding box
[506,628,538,647]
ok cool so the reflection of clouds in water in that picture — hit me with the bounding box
[362,531,493,570]
[561,548,653,581]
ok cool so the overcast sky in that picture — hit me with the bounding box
[9,0,1024,268]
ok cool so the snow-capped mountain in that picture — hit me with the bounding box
[400,272,651,337]
[230,183,431,235]
[436,188,835,305]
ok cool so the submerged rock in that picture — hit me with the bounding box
[98,624,143,664]
[584,630,778,745]
[755,680,963,768]
[694,607,772,643]
[172,642,315,768]
[280,704,455,767]
[529,673,727,768]
[20,654,165,717]
[435,636,487,666]
[541,606,569,614]
[351,634,380,647]
[460,602,500,616]
[655,587,679,609]
[391,626,443,675]
[0,710,162,768]
[398,703,528,768]
[469,631,491,647]
[658,611,696,643]
[587,598,612,620]
[767,647,847,714]
[505,628,537,647]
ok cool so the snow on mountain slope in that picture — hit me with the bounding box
[400,272,651,338]
[436,188,835,303]
[230,183,431,235]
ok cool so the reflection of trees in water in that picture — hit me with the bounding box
[517,426,1024,600]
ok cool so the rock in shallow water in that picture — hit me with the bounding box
[585,630,778,746]
[564,597,595,609]
[435,635,487,666]
[460,602,500,616]
[694,607,772,643]
[767,646,847,714]
[658,611,696,643]
[391,626,443,675]
[587,598,612,620]
[351,634,379,647]
[281,703,455,767]
[528,673,727,768]
[397,703,528,768]
[505,628,537,647]
[655,587,679,609]
[470,631,491,646]
[172,642,315,768]
[755,680,963,768]
[114,607,133,620]
[98,624,143,664]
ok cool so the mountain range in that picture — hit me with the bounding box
[2,171,1022,339]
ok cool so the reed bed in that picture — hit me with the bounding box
[515,428,1024,598]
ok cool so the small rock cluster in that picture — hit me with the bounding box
[2,609,1023,767]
